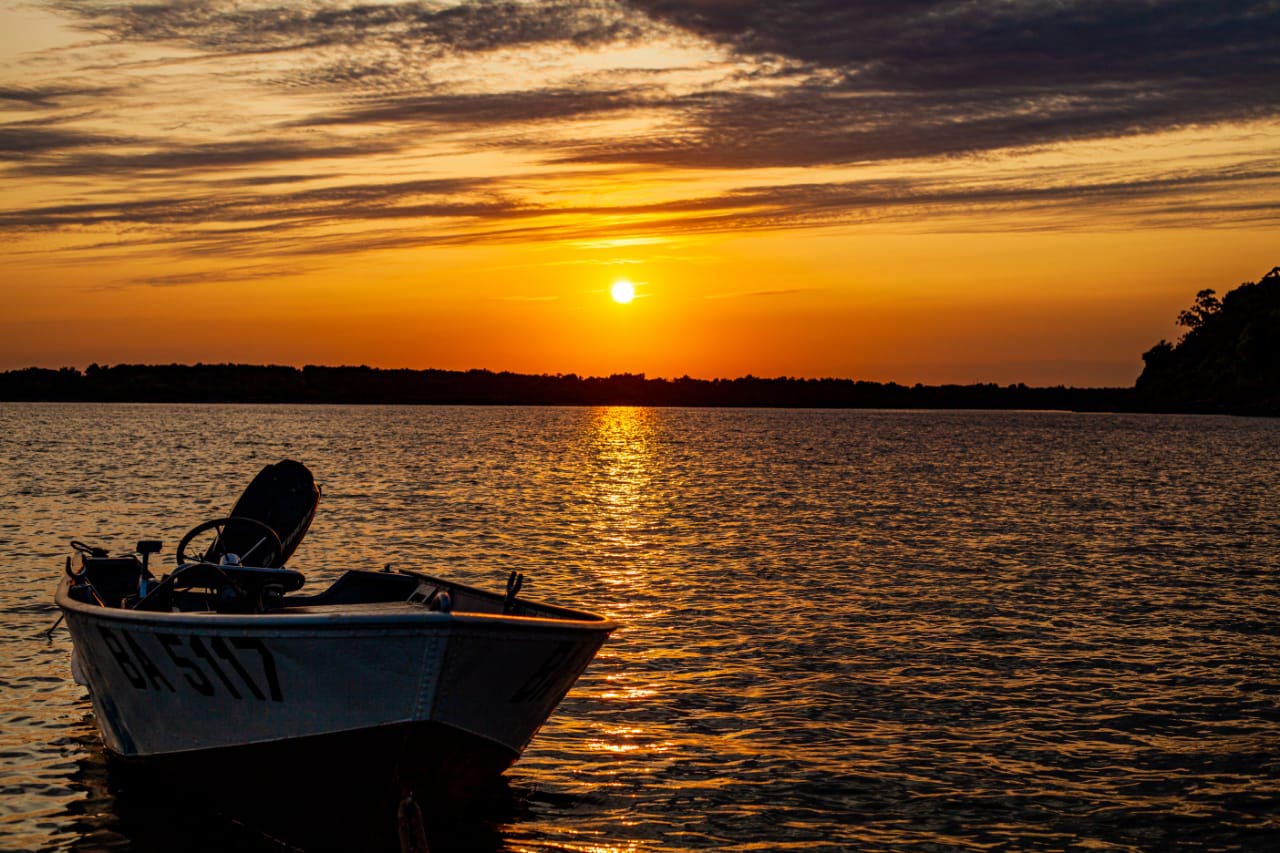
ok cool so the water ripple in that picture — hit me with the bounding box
[1,404,1277,850]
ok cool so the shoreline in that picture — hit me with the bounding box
[2,364,1275,415]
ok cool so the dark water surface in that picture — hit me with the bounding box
[1,404,1278,851]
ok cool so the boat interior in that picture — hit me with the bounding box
[63,548,580,620]
[63,459,600,622]
[60,458,599,617]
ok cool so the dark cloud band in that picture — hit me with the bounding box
[5,0,1278,264]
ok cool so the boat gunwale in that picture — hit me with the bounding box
[54,573,617,634]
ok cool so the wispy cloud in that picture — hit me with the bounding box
[52,1,650,57]
[0,84,112,108]
[5,154,1278,268]
[2,0,1277,268]
[0,118,129,157]
[115,264,312,289]
[5,135,409,177]
[705,287,824,300]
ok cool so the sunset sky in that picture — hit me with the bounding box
[2,1,1277,385]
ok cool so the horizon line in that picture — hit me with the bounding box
[1,361,1131,391]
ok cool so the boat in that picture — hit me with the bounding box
[55,460,616,812]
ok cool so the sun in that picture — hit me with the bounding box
[610,279,635,304]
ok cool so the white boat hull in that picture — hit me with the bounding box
[57,572,612,795]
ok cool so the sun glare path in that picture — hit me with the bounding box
[611,280,635,304]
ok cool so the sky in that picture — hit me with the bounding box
[1,0,1277,386]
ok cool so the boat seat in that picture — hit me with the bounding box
[132,563,305,612]
[217,460,320,568]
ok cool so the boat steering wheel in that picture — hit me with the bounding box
[175,517,283,568]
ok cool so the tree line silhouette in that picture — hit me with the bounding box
[0,363,1129,410]
[3,267,1275,414]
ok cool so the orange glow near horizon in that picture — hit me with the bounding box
[1,3,1277,386]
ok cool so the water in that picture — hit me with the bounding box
[2,403,1278,851]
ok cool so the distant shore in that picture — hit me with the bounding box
[0,362,1263,415]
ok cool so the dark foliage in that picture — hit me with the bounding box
[1137,267,1280,415]
[0,363,1129,411]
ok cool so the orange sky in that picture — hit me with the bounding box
[2,1,1277,386]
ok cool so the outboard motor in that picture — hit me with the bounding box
[215,460,320,568]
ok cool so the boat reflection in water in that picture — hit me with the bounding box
[60,714,522,852]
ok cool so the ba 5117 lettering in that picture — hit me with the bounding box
[98,627,282,701]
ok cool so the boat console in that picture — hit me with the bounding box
[64,459,320,614]
[65,540,155,608]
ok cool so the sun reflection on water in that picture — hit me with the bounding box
[581,406,663,584]
[585,725,665,755]
[510,839,648,853]
[561,406,689,787]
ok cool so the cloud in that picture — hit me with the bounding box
[705,287,824,300]
[0,175,521,230]
[0,116,129,158]
[200,1,1280,172]
[553,0,1280,169]
[626,1,1278,92]
[4,135,410,177]
[117,263,312,288]
[593,0,1274,166]
[4,0,1277,265]
[297,86,654,128]
[52,0,649,61]
[37,2,1280,168]
[0,85,109,108]
[11,154,1275,271]
[547,83,1277,170]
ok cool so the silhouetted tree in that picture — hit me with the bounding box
[1137,266,1280,414]
[1176,289,1222,337]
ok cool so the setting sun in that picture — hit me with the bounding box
[611,280,636,305]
